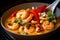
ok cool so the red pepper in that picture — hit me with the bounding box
[30,10,40,24]
[36,5,47,24]
[36,5,47,13]
[29,5,47,31]
[30,5,47,24]
[10,10,18,17]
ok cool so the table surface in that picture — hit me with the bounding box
[0,0,60,40]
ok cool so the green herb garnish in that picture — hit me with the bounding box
[5,21,9,24]
[47,11,55,22]
[47,11,52,17]
[18,20,22,23]
[14,20,18,23]
[14,19,22,24]
[24,22,30,27]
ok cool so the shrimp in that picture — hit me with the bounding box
[7,23,19,30]
[24,26,35,33]
[16,10,28,19]
[22,14,34,24]
[35,24,44,32]
[31,20,37,24]
[8,17,16,24]
[43,21,54,30]
[19,26,24,34]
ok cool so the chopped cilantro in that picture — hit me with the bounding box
[14,20,18,23]
[24,22,30,27]
[18,20,22,23]
[47,11,55,22]
[14,19,22,24]
[5,21,9,24]
[47,11,52,17]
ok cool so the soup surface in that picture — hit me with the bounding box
[5,5,60,35]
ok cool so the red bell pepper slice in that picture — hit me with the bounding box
[10,10,18,17]
[36,5,47,13]
[30,5,47,24]
[30,10,40,24]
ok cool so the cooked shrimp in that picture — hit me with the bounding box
[19,26,24,34]
[39,14,47,20]
[16,10,28,19]
[36,26,39,32]
[31,20,37,24]
[8,17,16,24]
[7,23,19,30]
[43,21,54,30]
[35,24,44,32]
[24,26,35,33]
[22,14,34,24]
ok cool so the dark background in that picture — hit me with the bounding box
[0,0,60,40]
[0,0,60,17]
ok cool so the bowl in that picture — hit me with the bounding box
[1,2,60,40]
